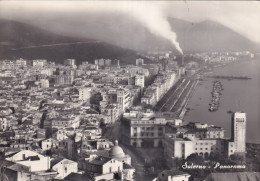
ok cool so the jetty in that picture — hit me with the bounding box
[209,80,223,112]
[208,75,252,80]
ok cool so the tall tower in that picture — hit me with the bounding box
[231,112,246,153]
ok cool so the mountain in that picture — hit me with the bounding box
[169,18,259,53]
[0,19,150,65]
[0,18,258,64]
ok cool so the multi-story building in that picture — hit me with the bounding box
[78,87,92,101]
[55,75,74,85]
[121,116,168,148]
[141,70,176,106]
[33,59,47,67]
[100,103,120,123]
[135,74,145,91]
[155,169,191,181]
[226,112,246,156]
[64,59,76,66]
[101,88,131,113]
[40,79,50,88]
[136,58,144,66]
[163,112,246,167]
[0,116,9,131]
[0,59,27,70]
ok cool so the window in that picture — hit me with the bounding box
[200,148,203,150]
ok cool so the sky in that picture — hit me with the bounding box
[0,1,259,53]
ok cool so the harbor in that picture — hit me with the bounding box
[184,59,260,143]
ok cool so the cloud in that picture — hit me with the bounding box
[0,1,259,53]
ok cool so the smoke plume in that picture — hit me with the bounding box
[0,1,259,54]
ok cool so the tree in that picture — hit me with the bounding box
[0,152,9,181]
[230,153,246,164]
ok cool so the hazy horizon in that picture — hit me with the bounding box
[0,1,260,53]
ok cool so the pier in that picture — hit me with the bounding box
[209,80,223,112]
[208,75,252,80]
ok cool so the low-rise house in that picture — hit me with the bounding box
[154,169,191,181]
[204,172,260,181]
[78,156,123,181]
[41,138,59,151]
[51,158,78,179]
[5,150,51,172]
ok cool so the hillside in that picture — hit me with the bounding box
[0,19,150,65]
[169,18,258,53]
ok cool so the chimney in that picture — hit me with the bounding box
[181,55,184,66]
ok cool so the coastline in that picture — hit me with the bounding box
[178,79,199,119]
[181,58,253,119]
[183,58,260,144]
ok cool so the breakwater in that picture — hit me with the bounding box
[208,75,252,80]
[209,80,223,112]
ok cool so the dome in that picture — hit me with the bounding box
[109,140,125,158]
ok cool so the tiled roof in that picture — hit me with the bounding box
[206,172,260,181]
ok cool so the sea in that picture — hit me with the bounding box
[184,58,260,144]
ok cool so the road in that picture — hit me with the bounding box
[12,41,101,50]
[120,144,156,181]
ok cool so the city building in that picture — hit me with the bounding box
[32,59,47,67]
[51,158,78,179]
[121,116,167,148]
[155,169,191,181]
[78,87,92,102]
[64,59,76,66]
[136,58,144,66]
[55,75,74,85]
[205,172,260,181]
[109,140,131,165]
[163,112,246,167]
[78,156,123,181]
[226,112,246,156]
[5,150,51,172]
